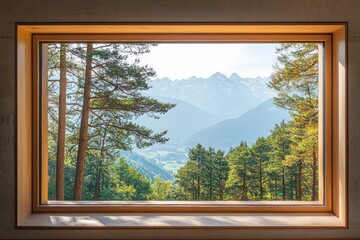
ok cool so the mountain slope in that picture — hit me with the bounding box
[184,99,290,151]
[147,72,275,119]
[121,151,174,181]
[136,96,220,140]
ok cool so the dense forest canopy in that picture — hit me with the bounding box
[47,42,320,201]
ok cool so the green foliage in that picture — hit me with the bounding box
[172,121,317,201]
[225,142,253,200]
[251,137,271,200]
[150,176,172,200]
[268,43,319,113]
[173,144,228,201]
[112,158,151,200]
[268,43,319,200]
[267,121,293,200]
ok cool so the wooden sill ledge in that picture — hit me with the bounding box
[18,213,345,228]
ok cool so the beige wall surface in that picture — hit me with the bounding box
[0,0,359,239]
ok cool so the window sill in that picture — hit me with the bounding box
[18,213,345,228]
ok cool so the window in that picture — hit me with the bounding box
[17,24,347,228]
[44,42,321,203]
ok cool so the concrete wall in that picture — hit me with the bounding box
[0,0,359,239]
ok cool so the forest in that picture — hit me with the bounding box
[47,42,319,201]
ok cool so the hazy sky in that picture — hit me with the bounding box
[139,43,280,80]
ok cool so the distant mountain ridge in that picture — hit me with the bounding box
[147,72,275,119]
[136,96,221,140]
[184,99,290,151]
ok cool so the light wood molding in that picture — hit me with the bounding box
[332,26,348,227]
[40,44,49,204]
[17,23,347,228]
[21,24,343,34]
[31,33,332,214]
[17,26,32,226]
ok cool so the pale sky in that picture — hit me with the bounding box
[138,43,280,80]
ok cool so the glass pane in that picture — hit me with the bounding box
[44,42,321,201]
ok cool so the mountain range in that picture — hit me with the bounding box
[125,72,289,180]
[146,72,275,119]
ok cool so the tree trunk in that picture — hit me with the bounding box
[94,162,101,200]
[259,162,263,200]
[219,182,224,200]
[282,166,286,200]
[297,160,303,200]
[312,144,317,201]
[56,43,67,200]
[294,175,297,200]
[74,43,93,200]
[209,170,213,201]
[94,129,107,200]
[275,178,278,200]
[197,177,201,201]
[219,161,225,200]
[242,165,247,200]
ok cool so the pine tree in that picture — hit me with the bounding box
[74,43,94,200]
[251,137,271,200]
[225,142,252,200]
[187,144,207,200]
[70,43,175,200]
[173,145,228,201]
[268,43,319,200]
[54,43,68,200]
[174,161,198,200]
[203,147,215,200]
[213,150,228,200]
[268,121,292,200]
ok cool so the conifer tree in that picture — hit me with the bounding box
[56,43,67,200]
[268,121,292,200]
[251,137,271,200]
[67,43,175,200]
[213,150,228,200]
[268,43,319,200]
[225,142,252,200]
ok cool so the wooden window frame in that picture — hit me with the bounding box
[17,23,347,228]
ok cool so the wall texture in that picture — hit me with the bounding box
[0,0,359,239]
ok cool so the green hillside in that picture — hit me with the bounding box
[184,99,290,150]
